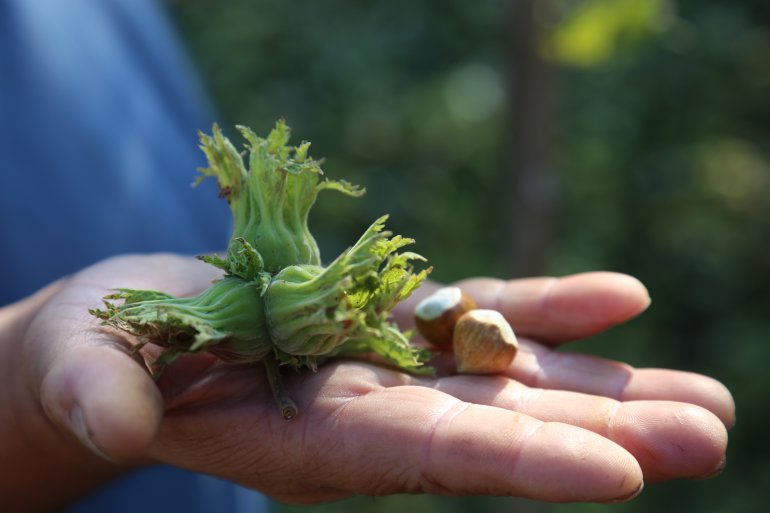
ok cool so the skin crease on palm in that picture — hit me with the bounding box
[0,254,734,512]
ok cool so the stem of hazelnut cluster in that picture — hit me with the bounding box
[263,357,298,420]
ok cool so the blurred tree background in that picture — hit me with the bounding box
[168,0,767,511]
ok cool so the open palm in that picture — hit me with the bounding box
[10,254,733,509]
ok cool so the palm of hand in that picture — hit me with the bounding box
[17,254,733,506]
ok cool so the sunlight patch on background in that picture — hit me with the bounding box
[538,0,673,67]
[443,62,506,123]
[693,138,770,213]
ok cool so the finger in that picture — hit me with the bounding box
[29,288,163,461]
[430,374,728,482]
[455,272,651,344]
[28,254,220,462]
[150,363,643,504]
[74,253,224,296]
[309,386,643,502]
[509,339,736,427]
[39,345,163,462]
[624,368,735,428]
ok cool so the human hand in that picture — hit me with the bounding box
[1,255,733,511]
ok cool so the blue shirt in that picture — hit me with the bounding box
[0,0,231,303]
[0,1,268,511]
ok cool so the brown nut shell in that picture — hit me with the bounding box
[453,309,518,374]
[414,286,476,346]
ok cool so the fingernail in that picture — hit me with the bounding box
[698,455,727,480]
[69,403,114,462]
[605,481,644,504]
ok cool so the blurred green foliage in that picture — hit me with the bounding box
[169,0,767,512]
[171,0,512,282]
[541,0,671,67]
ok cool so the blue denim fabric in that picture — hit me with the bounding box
[0,1,266,511]
[0,0,231,304]
[64,466,270,513]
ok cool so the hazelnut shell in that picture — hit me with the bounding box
[453,309,518,374]
[414,286,476,346]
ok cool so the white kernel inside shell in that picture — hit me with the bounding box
[414,286,464,321]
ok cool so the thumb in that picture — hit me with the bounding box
[40,345,163,462]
